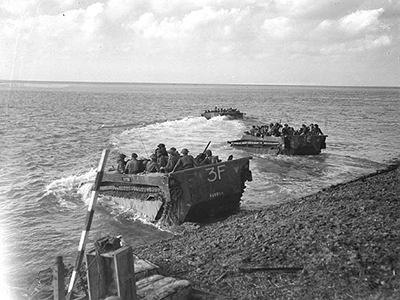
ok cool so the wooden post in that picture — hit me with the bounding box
[53,256,65,300]
[66,149,109,300]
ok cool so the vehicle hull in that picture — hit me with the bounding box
[228,134,327,155]
[201,111,244,120]
[99,157,252,226]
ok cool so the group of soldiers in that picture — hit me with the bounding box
[204,107,239,113]
[116,143,222,175]
[246,122,324,138]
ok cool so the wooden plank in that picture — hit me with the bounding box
[114,246,137,300]
[136,275,164,291]
[134,257,159,282]
[140,280,191,300]
[86,253,107,300]
[136,276,176,298]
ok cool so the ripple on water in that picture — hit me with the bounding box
[1,84,400,287]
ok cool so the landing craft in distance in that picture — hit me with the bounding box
[201,107,244,120]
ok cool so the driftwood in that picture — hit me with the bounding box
[238,266,303,274]
[215,271,228,282]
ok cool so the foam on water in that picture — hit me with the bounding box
[45,169,96,195]
[115,116,246,159]
[1,83,400,289]
[97,195,169,231]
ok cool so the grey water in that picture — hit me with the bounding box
[1,81,399,292]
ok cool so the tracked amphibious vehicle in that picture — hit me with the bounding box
[228,134,327,155]
[201,108,244,120]
[99,156,252,226]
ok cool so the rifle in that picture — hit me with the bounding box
[196,141,211,164]
[202,141,211,154]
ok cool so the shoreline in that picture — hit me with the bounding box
[26,162,400,299]
[133,162,400,299]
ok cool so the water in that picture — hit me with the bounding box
[1,81,399,292]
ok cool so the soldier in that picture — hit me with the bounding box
[156,149,168,168]
[281,124,290,136]
[163,147,180,172]
[145,154,159,173]
[125,153,141,174]
[199,149,214,165]
[172,148,196,172]
[116,154,127,174]
[313,124,324,135]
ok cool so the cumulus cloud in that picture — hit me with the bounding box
[105,0,140,21]
[339,8,385,34]
[310,8,391,54]
[356,34,391,51]
[0,0,398,84]
[1,1,394,55]
[0,0,36,16]
[262,17,292,39]
[82,2,105,35]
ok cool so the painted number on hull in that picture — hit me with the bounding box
[206,165,226,182]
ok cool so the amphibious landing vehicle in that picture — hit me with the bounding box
[201,108,244,120]
[99,156,252,226]
[228,134,327,155]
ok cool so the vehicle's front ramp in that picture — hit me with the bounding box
[99,173,171,221]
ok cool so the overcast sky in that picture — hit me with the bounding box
[1,0,399,86]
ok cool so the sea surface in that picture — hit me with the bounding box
[1,81,399,295]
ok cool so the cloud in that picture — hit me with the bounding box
[82,2,105,35]
[339,8,385,34]
[310,8,392,54]
[105,0,142,21]
[0,0,398,85]
[127,6,242,40]
[356,34,391,51]
[1,1,394,55]
[262,16,292,39]
[0,0,36,16]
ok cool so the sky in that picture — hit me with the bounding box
[0,0,399,86]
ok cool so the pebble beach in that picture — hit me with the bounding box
[25,162,400,300]
[4,83,399,300]
[132,162,400,300]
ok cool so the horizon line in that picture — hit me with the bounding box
[0,79,398,89]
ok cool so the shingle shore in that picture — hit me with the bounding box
[133,163,400,299]
[27,163,400,300]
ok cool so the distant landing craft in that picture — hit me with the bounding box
[201,107,244,120]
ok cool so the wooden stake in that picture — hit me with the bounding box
[53,256,65,300]
[66,149,109,300]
